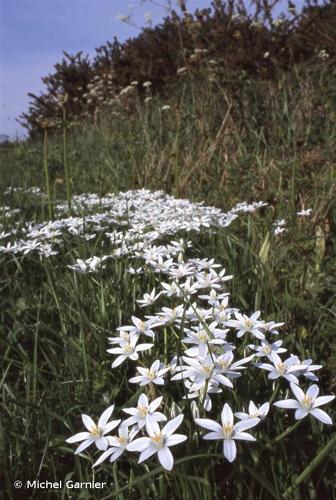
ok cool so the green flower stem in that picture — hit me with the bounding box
[163,327,168,364]
[268,383,280,405]
[263,420,302,451]
[273,419,301,444]
[283,432,336,498]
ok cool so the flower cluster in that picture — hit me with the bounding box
[64,192,334,469]
[0,189,266,259]
[2,187,332,471]
[66,399,187,471]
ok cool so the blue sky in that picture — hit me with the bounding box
[1,0,310,138]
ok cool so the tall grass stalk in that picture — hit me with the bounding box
[43,129,53,219]
[62,100,72,213]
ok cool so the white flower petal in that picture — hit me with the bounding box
[66,432,91,443]
[145,415,160,435]
[274,399,300,409]
[98,405,115,428]
[223,439,236,462]
[110,448,125,462]
[138,446,157,463]
[214,374,233,388]
[103,420,121,434]
[194,418,222,432]
[137,367,149,376]
[203,431,223,440]
[92,448,114,467]
[309,408,333,425]
[149,396,162,413]
[138,393,149,407]
[251,311,261,321]
[256,363,273,371]
[151,412,167,423]
[158,447,174,471]
[235,418,259,432]
[123,408,138,416]
[112,355,127,368]
[221,403,234,426]
[153,377,165,385]
[129,376,143,384]
[295,408,309,420]
[95,437,109,451]
[234,432,256,441]
[136,343,154,351]
[234,412,249,420]
[82,414,96,431]
[259,402,270,417]
[248,401,257,415]
[107,348,125,355]
[151,359,161,372]
[313,395,335,408]
[306,385,319,400]
[162,415,184,437]
[127,437,151,452]
[74,439,94,454]
[166,434,188,446]
[284,374,299,384]
[290,383,305,402]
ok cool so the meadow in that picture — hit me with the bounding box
[1,3,336,498]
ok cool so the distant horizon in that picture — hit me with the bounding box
[0,0,316,139]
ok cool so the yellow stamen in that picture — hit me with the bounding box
[276,362,286,375]
[219,360,230,370]
[124,343,133,353]
[302,395,312,409]
[244,319,253,330]
[151,433,164,448]
[222,424,233,436]
[198,333,208,343]
[138,405,149,417]
[90,426,103,437]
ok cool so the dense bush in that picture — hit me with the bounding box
[19,0,336,136]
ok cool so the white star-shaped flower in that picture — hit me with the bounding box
[107,337,153,368]
[66,405,120,454]
[129,359,169,386]
[274,383,334,424]
[226,311,265,339]
[127,414,187,471]
[235,401,270,421]
[92,425,138,467]
[122,393,167,429]
[195,403,259,462]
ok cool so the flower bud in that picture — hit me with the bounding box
[170,402,182,419]
[191,400,200,419]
